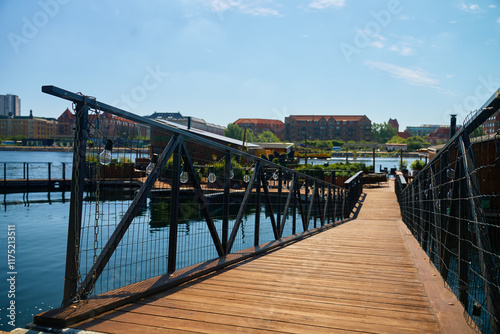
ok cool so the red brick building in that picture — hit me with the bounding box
[57,108,74,136]
[57,108,148,139]
[234,118,285,140]
[483,110,500,135]
[388,118,399,132]
[284,115,371,142]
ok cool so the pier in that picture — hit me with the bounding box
[34,182,473,333]
[18,86,500,333]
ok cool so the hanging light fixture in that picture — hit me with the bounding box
[99,139,113,165]
[243,169,251,183]
[229,165,235,179]
[447,168,455,179]
[208,166,216,183]
[146,154,159,174]
[180,165,189,184]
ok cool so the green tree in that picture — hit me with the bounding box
[372,122,397,143]
[257,130,280,142]
[470,126,485,138]
[224,123,244,140]
[387,135,407,144]
[9,135,27,141]
[224,123,257,142]
[406,136,429,151]
[331,139,345,147]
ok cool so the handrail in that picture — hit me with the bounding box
[36,86,365,327]
[396,88,500,334]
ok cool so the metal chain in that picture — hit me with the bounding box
[93,107,100,266]
[71,100,83,300]
[89,101,101,296]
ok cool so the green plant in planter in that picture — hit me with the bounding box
[410,160,426,171]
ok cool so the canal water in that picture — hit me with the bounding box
[0,151,421,331]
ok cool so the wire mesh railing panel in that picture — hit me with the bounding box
[396,94,500,334]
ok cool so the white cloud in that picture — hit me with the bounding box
[458,2,483,13]
[208,0,281,17]
[243,7,281,16]
[364,61,444,90]
[370,41,385,48]
[497,16,500,24]
[490,5,497,8]
[389,44,414,56]
[309,0,345,9]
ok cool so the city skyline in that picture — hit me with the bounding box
[1,1,499,131]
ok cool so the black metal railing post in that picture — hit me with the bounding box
[62,99,89,305]
[168,140,182,274]
[48,162,52,186]
[222,150,231,253]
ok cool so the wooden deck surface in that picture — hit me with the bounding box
[70,181,473,334]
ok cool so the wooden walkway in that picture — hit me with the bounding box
[66,182,473,333]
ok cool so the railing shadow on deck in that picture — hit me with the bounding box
[396,88,500,334]
[32,86,364,328]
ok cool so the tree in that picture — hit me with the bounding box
[387,135,406,144]
[257,130,280,143]
[372,122,397,143]
[224,123,257,142]
[331,139,345,147]
[470,126,485,138]
[9,135,27,141]
[406,136,429,151]
[224,123,244,140]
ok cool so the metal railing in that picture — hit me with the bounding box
[396,89,500,334]
[39,86,363,319]
[1,162,71,193]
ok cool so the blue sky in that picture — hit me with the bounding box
[1,0,499,131]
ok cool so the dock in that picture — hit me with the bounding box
[35,182,473,334]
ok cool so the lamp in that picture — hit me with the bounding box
[99,139,113,165]
[243,169,250,183]
[146,154,159,174]
[180,165,189,184]
[208,166,216,183]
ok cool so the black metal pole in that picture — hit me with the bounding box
[254,168,261,246]
[168,142,181,273]
[48,162,52,185]
[63,100,89,305]
[62,162,66,189]
[222,151,231,252]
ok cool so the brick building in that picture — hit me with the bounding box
[388,118,399,132]
[0,110,57,139]
[57,108,74,136]
[483,110,500,135]
[284,115,371,142]
[233,118,285,140]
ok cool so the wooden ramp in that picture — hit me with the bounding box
[69,182,473,334]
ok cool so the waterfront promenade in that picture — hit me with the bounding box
[49,181,473,334]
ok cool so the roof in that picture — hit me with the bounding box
[252,142,293,149]
[147,112,184,120]
[155,119,260,148]
[287,115,369,122]
[234,118,284,125]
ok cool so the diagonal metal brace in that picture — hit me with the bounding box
[74,135,181,301]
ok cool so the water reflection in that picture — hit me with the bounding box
[2,191,68,210]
